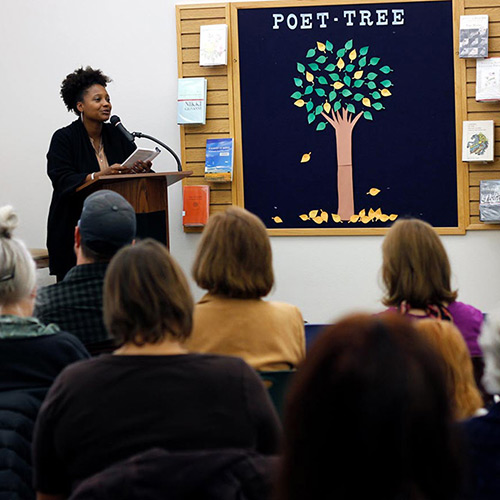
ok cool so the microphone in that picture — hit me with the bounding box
[110,115,135,143]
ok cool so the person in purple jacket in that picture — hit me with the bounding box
[381,218,483,358]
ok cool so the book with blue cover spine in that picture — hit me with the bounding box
[205,138,233,182]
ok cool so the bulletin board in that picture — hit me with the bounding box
[231,0,466,234]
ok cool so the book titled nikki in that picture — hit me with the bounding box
[205,138,234,182]
[177,78,207,125]
[459,15,488,58]
[462,120,495,162]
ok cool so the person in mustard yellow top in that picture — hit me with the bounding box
[186,207,305,371]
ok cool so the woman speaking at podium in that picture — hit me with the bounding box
[46,66,150,281]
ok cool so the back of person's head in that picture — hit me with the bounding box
[0,206,36,309]
[382,218,457,308]
[414,319,483,419]
[192,206,274,299]
[79,190,136,263]
[104,239,193,346]
[276,313,462,500]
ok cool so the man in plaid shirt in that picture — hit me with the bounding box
[35,190,136,355]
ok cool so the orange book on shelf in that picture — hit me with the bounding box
[183,185,210,227]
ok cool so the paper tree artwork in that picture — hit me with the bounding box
[291,39,393,220]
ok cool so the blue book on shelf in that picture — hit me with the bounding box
[205,138,233,182]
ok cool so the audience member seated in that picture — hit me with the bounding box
[381,218,483,357]
[0,206,89,500]
[414,319,484,419]
[275,313,464,500]
[185,207,305,371]
[34,190,136,355]
[462,313,500,500]
[33,239,281,499]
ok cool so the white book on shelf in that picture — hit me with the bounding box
[459,15,488,58]
[462,120,495,162]
[476,58,500,101]
[199,24,228,66]
[177,78,207,125]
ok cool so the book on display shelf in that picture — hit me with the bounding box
[177,78,207,125]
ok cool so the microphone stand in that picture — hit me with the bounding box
[132,131,183,173]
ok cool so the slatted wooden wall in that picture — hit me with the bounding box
[465,0,500,229]
[176,4,235,231]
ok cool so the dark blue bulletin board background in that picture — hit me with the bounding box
[237,1,458,229]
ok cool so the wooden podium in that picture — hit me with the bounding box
[76,171,191,248]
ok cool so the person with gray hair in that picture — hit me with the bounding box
[0,206,89,499]
[462,316,500,500]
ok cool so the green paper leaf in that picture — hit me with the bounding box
[345,39,353,50]
[329,90,337,101]
[329,73,340,81]
[315,105,324,115]
[325,63,336,71]
[367,81,377,89]
[353,93,364,101]
[345,64,355,73]
[316,122,327,131]
[308,63,319,71]
[380,80,393,87]
[380,66,392,74]
[353,80,364,88]
[369,57,380,66]
[294,78,303,87]
[346,103,355,113]
[306,49,316,58]
[317,76,328,85]
[359,57,367,68]
[336,48,346,57]
[326,40,333,51]
[333,101,342,112]
[363,111,373,120]
[316,55,327,64]
[315,88,326,97]
[366,72,378,80]
[372,91,381,99]
[306,101,314,112]
[304,85,313,95]
[290,91,302,99]
[307,112,316,124]
[359,46,369,56]
[372,102,384,110]
[343,76,351,86]
[341,89,352,97]
[297,62,305,73]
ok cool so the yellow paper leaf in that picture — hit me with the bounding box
[337,58,345,70]
[301,152,312,163]
[368,208,375,218]
[353,70,363,79]
[321,210,329,222]
[359,209,366,217]
[309,210,318,218]
[362,97,371,107]
[294,99,306,107]
[306,71,314,82]
[331,214,342,223]
[313,216,324,224]
[349,214,360,223]
[379,214,389,222]
[324,102,331,113]
[349,49,357,61]
[389,214,398,221]
[366,188,381,196]
[299,214,310,221]
[317,41,326,52]
[381,89,392,97]
[374,208,382,216]
[272,216,283,223]
[333,81,344,90]
[361,216,371,224]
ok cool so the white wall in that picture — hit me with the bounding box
[2,0,500,324]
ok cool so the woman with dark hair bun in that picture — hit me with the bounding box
[276,314,464,500]
[47,66,151,280]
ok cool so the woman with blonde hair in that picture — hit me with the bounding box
[414,319,484,419]
[186,206,305,370]
[381,218,483,359]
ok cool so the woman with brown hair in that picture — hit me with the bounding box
[413,319,484,419]
[33,239,280,499]
[186,206,305,370]
[381,218,484,358]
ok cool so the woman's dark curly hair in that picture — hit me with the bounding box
[60,66,112,115]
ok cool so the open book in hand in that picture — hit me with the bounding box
[121,147,160,169]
